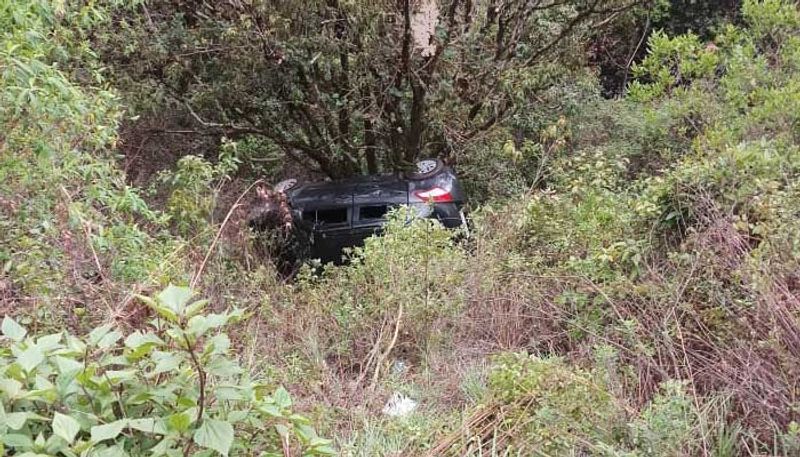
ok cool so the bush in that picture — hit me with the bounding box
[294,207,467,380]
[483,353,623,455]
[0,286,333,456]
[630,381,695,456]
[0,0,180,304]
[157,143,240,238]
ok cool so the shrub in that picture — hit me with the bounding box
[0,0,180,302]
[630,381,695,456]
[0,286,334,456]
[484,353,622,455]
[157,142,241,238]
[295,207,467,380]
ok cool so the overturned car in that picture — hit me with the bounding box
[248,159,468,267]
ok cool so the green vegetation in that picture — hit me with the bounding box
[0,286,333,456]
[3,0,800,455]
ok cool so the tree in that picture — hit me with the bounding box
[102,0,648,178]
[591,0,741,96]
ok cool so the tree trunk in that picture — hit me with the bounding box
[405,80,426,163]
[364,118,378,174]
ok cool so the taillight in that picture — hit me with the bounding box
[414,186,453,203]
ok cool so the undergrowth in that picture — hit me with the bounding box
[4,0,800,456]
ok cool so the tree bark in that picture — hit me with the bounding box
[406,79,426,162]
[364,117,378,173]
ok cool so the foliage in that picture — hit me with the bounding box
[628,30,720,101]
[630,381,695,456]
[496,0,800,447]
[413,3,800,454]
[157,142,241,237]
[296,206,466,367]
[6,0,800,456]
[485,353,621,454]
[426,356,700,456]
[98,0,646,177]
[590,0,740,97]
[0,285,334,456]
[628,0,800,254]
[0,0,178,300]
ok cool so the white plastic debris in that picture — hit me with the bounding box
[382,392,418,417]
[391,359,408,376]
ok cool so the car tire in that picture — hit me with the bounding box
[274,178,299,193]
[406,158,444,180]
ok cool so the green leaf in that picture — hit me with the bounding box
[166,412,191,433]
[157,285,194,317]
[34,374,54,391]
[88,324,115,346]
[295,423,316,442]
[3,433,34,450]
[148,437,178,456]
[200,312,230,331]
[176,396,197,408]
[258,403,282,418]
[185,299,210,317]
[64,334,86,353]
[274,423,290,439]
[2,316,27,341]
[91,419,127,442]
[313,444,337,455]
[124,331,164,350]
[205,334,230,356]
[186,315,209,337]
[151,351,183,375]
[96,330,122,350]
[17,345,45,372]
[226,410,249,424]
[36,332,63,352]
[53,412,81,444]
[2,412,28,430]
[101,354,131,368]
[0,378,23,399]
[308,437,332,447]
[206,357,242,378]
[288,413,311,425]
[104,370,136,383]
[127,418,167,435]
[35,431,46,447]
[193,419,234,456]
[166,328,191,348]
[137,294,179,324]
[54,355,84,377]
[215,385,245,401]
[273,386,292,409]
[92,444,129,457]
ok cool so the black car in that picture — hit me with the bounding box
[250,159,468,264]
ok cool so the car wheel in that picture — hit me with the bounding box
[406,158,444,180]
[274,178,299,193]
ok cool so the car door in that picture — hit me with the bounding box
[302,183,354,263]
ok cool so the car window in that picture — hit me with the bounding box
[315,207,348,224]
[359,205,389,220]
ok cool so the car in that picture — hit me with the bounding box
[248,158,468,265]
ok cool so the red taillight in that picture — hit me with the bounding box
[414,186,453,203]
